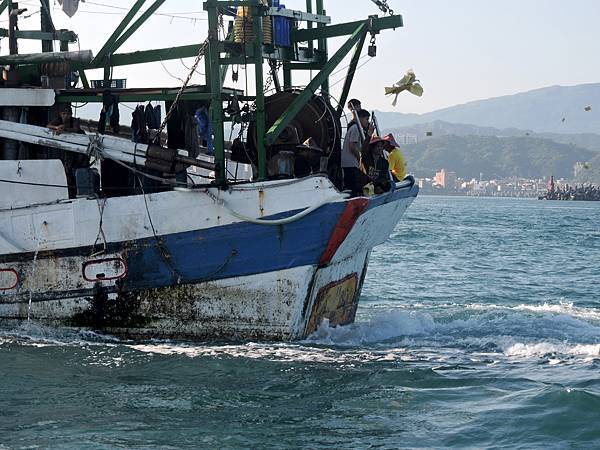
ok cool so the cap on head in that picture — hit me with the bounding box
[383,133,400,149]
[369,135,385,146]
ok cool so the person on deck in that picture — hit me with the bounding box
[362,135,392,194]
[47,105,83,135]
[47,105,89,197]
[383,133,407,182]
[346,99,370,136]
[347,98,362,114]
[342,109,371,195]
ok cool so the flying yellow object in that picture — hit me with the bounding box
[385,69,424,106]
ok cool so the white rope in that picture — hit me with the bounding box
[204,189,349,226]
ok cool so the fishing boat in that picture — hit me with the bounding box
[0,0,418,340]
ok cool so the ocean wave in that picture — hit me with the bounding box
[462,300,600,322]
[305,304,600,365]
[309,304,600,342]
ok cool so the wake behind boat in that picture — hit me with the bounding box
[0,0,418,340]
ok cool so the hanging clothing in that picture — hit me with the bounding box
[57,0,81,18]
[154,105,162,128]
[131,106,148,144]
[195,107,214,155]
[144,103,161,129]
[99,92,120,134]
[166,104,186,150]
[185,115,201,158]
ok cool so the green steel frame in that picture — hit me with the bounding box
[1,0,403,185]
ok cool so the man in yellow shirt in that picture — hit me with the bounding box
[383,134,406,181]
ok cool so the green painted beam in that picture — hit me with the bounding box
[206,0,226,185]
[283,62,292,89]
[292,14,403,42]
[220,26,235,85]
[0,0,8,16]
[93,0,147,64]
[0,28,77,42]
[306,0,313,53]
[336,29,367,116]
[110,0,166,55]
[265,22,367,146]
[78,68,90,89]
[316,1,329,95]
[82,40,326,70]
[87,44,203,68]
[56,92,214,103]
[40,0,55,52]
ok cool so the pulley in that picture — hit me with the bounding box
[239,91,342,166]
[368,34,377,57]
[367,16,378,57]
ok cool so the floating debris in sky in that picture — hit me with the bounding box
[57,0,81,18]
[385,69,424,106]
[426,131,433,137]
[561,117,566,123]
[584,106,592,112]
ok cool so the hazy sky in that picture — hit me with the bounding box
[4,0,600,114]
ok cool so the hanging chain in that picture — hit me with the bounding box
[371,0,394,16]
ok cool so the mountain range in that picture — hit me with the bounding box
[400,135,596,180]
[372,83,600,182]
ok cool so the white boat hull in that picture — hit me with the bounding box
[0,173,417,340]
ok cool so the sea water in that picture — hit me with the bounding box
[1,196,599,449]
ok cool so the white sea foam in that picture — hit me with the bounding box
[128,341,413,364]
[0,322,120,347]
[503,342,600,361]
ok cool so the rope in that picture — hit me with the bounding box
[91,197,108,257]
[156,39,209,138]
[204,189,349,226]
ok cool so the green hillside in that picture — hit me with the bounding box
[384,120,600,153]
[402,135,598,180]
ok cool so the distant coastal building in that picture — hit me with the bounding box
[434,169,457,189]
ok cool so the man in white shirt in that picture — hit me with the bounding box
[342,109,371,195]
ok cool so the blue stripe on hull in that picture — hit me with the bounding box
[122,183,419,291]
[122,201,347,291]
